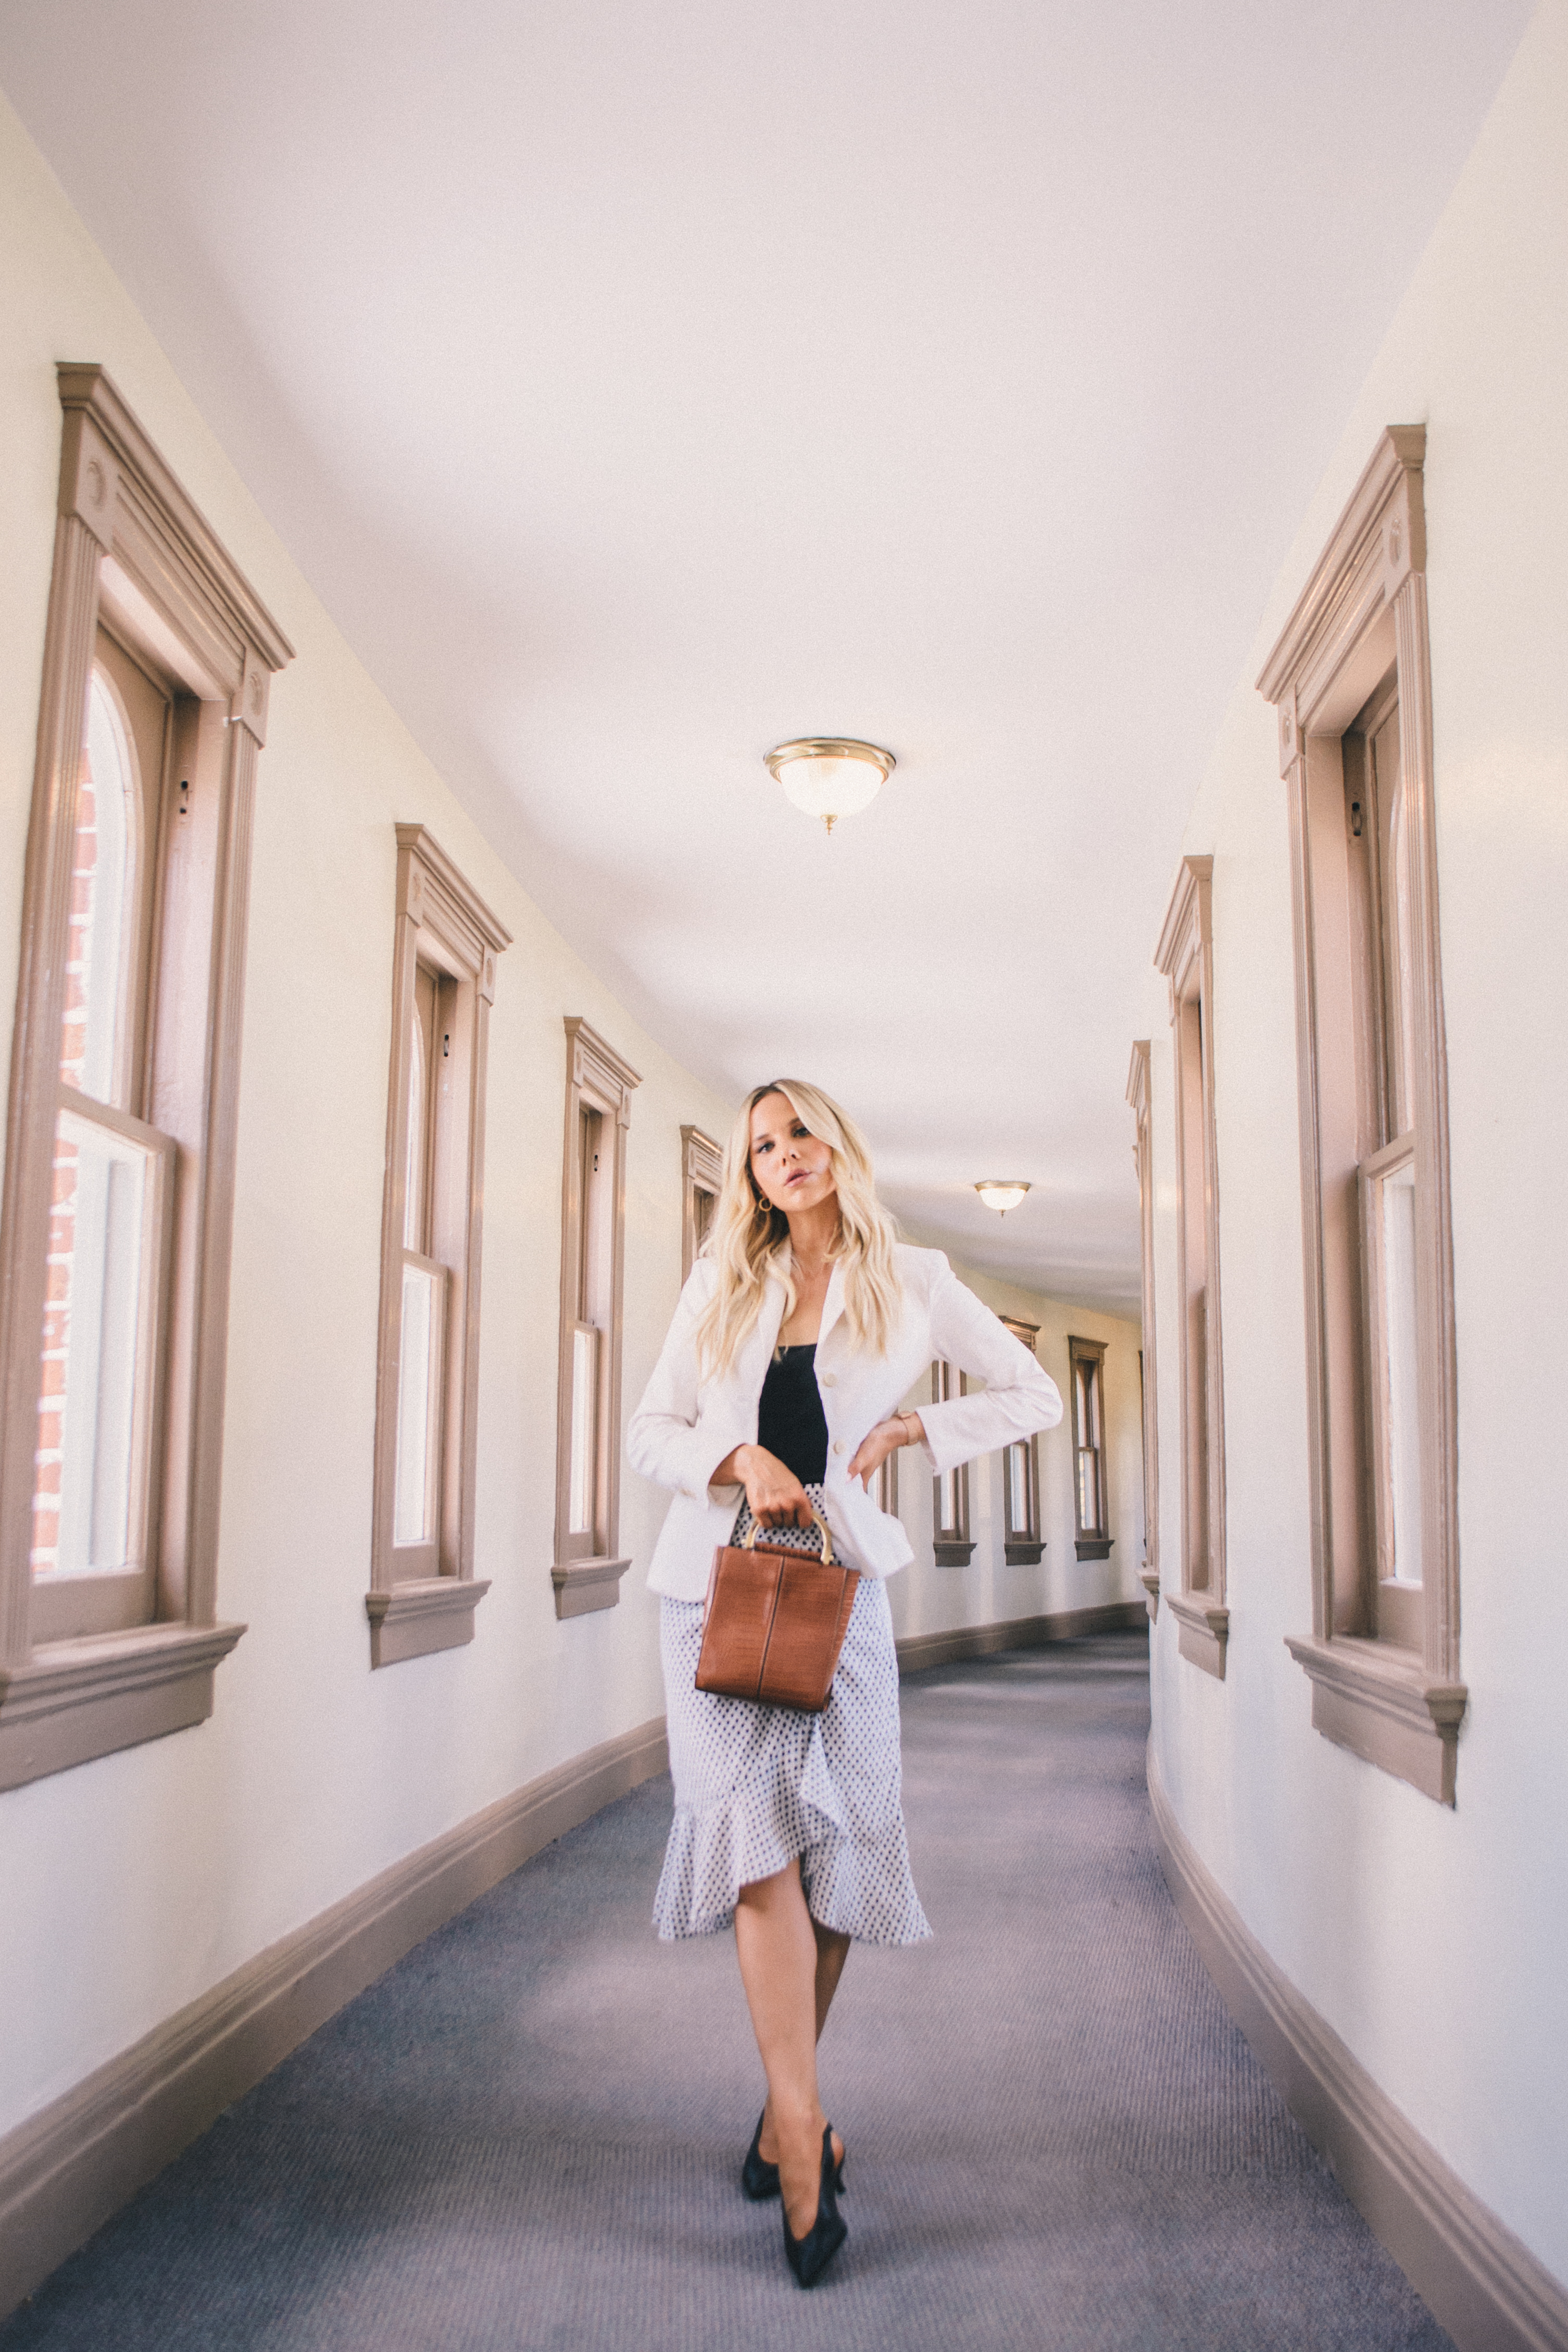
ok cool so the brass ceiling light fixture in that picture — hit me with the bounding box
[764,737,895,835]
[975,1181,1031,1216]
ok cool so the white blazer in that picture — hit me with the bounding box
[627,1243,1063,1601]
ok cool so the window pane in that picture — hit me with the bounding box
[578,1110,601,1323]
[394,1259,443,1547]
[404,999,427,1252]
[32,1109,149,1578]
[1373,705,1416,1140]
[1388,776,1419,1141]
[1007,1441,1028,1534]
[1381,1160,1423,1587]
[404,963,438,1255]
[61,672,132,1105]
[569,1321,599,1535]
[938,1467,957,1536]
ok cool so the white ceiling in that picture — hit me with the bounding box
[0,0,1531,1307]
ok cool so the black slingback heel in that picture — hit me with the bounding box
[782,2123,847,2288]
[741,2110,778,2201]
[741,2110,846,2201]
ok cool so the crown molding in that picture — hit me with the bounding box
[56,364,295,679]
[1153,854,1212,984]
[1257,425,1426,743]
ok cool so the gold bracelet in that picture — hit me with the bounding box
[900,1412,918,1448]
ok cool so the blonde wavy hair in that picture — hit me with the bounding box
[693,1079,903,1379]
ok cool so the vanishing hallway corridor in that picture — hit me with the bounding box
[0,1637,1452,2351]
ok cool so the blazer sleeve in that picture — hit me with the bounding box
[916,1254,1064,1474]
[625,1263,752,1504]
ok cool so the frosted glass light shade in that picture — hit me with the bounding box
[975,1181,1031,1216]
[765,738,895,833]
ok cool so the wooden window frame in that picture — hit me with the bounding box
[1155,855,1228,1679]
[930,1360,974,1565]
[1068,1335,1113,1561]
[30,631,175,1643]
[367,827,509,1668]
[552,1018,640,1619]
[0,366,292,1790]
[679,1124,721,1281]
[999,1316,1043,1565]
[1126,1040,1160,1616]
[32,1090,178,1642]
[1257,427,1465,1803]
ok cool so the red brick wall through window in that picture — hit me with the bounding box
[31,746,97,1577]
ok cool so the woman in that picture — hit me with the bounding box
[627,1081,1061,2286]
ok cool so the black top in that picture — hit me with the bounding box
[756,1344,829,1486]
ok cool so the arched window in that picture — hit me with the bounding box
[0,365,290,1787]
[394,962,445,1557]
[1069,1335,1112,1560]
[1259,428,1464,1803]
[31,641,171,1606]
[1361,690,1424,1615]
[368,832,509,1663]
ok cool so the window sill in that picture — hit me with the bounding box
[551,1557,631,1620]
[1138,1565,1160,1620]
[1075,1536,1114,1561]
[1284,1633,1466,1806]
[933,1542,976,1567]
[366,1578,491,1667]
[1003,1542,1044,1567]
[1166,1590,1228,1680]
[0,1619,246,1791]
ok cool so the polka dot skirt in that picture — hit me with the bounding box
[653,1483,932,1947]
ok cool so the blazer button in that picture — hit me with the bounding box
[822,1372,837,1387]
[833,1440,845,1455]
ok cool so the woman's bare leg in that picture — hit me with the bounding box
[735,1861,841,2235]
[753,1905,850,2175]
[812,1917,851,2037]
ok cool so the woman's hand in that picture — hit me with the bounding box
[848,1413,924,1495]
[712,1444,815,1530]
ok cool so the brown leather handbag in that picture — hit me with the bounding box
[695,1504,860,1712]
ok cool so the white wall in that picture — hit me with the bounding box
[884,1263,1145,1649]
[0,92,1149,2153]
[1140,0,1568,2284]
[0,91,741,2142]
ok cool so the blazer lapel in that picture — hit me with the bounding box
[735,1277,787,1400]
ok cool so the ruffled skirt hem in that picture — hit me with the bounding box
[655,1542,931,1948]
[651,1797,933,1946]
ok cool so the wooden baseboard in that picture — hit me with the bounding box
[895,1600,1147,1676]
[0,1713,669,2322]
[1148,1747,1568,2352]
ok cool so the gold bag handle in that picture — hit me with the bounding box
[744,1501,833,1566]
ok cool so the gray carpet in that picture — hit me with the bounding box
[2,1633,1453,2349]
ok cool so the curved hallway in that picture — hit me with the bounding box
[1,1635,1449,2351]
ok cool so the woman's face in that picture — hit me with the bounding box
[749,1091,837,1220]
